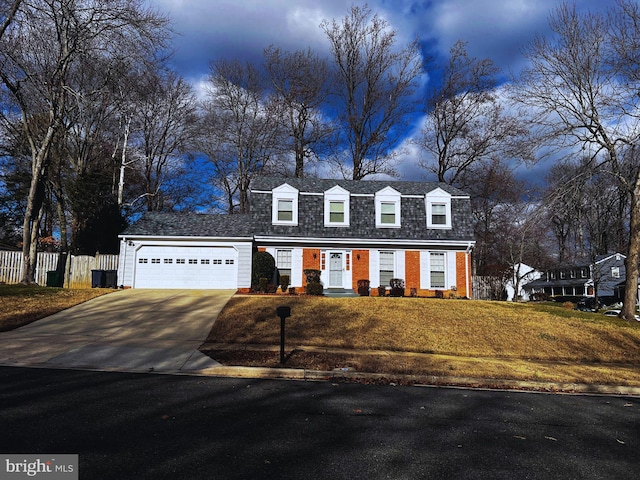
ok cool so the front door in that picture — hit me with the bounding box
[329,252,343,287]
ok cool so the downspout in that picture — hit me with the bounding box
[465,242,473,299]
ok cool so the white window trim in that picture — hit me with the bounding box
[375,187,401,228]
[272,184,299,226]
[426,188,452,229]
[324,185,350,227]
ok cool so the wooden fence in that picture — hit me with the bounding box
[0,251,119,288]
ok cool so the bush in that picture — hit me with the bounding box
[305,282,324,296]
[390,278,405,297]
[252,251,275,289]
[377,286,387,297]
[280,274,290,293]
[258,277,269,293]
[357,279,370,296]
[304,269,321,284]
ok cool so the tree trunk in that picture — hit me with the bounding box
[622,180,640,320]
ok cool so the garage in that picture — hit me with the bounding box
[117,212,254,290]
[133,245,239,289]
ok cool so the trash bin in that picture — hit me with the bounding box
[91,269,105,288]
[46,270,62,287]
[104,270,117,288]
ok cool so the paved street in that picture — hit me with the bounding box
[1,366,639,479]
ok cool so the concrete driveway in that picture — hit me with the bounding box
[0,289,234,373]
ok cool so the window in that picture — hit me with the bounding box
[380,202,396,224]
[431,204,447,225]
[213,259,222,265]
[581,268,589,278]
[560,271,566,279]
[426,188,452,229]
[329,201,345,223]
[164,259,173,264]
[201,259,210,265]
[375,187,401,228]
[225,259,234,265]
[277,199,293,221]
[379,251,394,286]
[612,266,620,278]
[430,252,446,289]
[176,259,185,264]
[276,250,292,278]
[570,269,576,279]
[138,258,148,264]
[151,258,160,264]
[324,185,350,226]
[272,183,299,225]
[188,259,197,264]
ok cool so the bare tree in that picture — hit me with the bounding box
[0,0,169,283]
[0,0,20,40]
[131,68,197,212]
[419,41,529,187]
[514,2,640,320]
[264,46,334,178]
[321,5,423,180]
[202,59,281,213]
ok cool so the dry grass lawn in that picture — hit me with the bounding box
[202,295,640,386]
[0,284,113,331]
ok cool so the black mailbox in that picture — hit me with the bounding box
[276,305,291,319]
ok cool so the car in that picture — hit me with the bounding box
[602,309,640,321]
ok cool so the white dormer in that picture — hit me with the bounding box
[324,185,350,227]
[426,187,452,229]
[375,186,401,228]
[272,183,299,226]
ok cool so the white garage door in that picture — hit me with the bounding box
[134,245,238,289]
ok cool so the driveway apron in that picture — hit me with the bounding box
[0,289,234,373]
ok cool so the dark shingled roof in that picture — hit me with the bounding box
[251,176,469,197]
[122,212,253,238]
[250,176,475,241]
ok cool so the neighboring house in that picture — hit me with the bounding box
[522,253,626,300]
[505,263,541,302]
[117,176,476,296]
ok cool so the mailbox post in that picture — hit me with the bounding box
[276,305,291,364]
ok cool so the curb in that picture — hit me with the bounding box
[191,365,640,397]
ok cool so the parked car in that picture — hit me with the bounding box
[602,309,640,321]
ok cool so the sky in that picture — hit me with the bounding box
[151,0,611,184]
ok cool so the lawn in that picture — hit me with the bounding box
[0,284,113,331]
[202,296,640,386]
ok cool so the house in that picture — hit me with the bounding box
[117,176,476,296]
[522,253,626,301]
[505,263,542,301]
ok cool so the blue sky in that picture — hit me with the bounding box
[152,0,611,184]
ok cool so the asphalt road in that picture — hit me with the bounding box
[1,367,639,480]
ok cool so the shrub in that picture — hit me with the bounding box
[303,269,321,284]
[280,274,290,293]
[389,278,405,297]
[258,277,269,293]
[357,279,370,296]
[252,251,275,289]
[306,282,324,296]
[288,287,296,295]
[377,286,387,297]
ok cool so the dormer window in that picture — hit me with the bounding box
[324,185,350,227]
[426,188,452,229]
[277,199,293,221]
[272,183,299,225]
[375,187,401,228]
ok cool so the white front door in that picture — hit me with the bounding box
[329,252,343,287]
